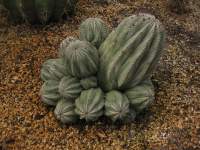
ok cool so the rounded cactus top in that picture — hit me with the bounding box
[63,40,99,78]
[137,13,165,32]
[79,18,110,48]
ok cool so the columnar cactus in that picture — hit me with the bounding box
[98,13,166,91]
[2,0,77,24]
[40,13,166,124]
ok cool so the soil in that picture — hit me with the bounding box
[0,0,199,149]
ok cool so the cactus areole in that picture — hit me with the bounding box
[40,14,166,124]
[2,0,77,24]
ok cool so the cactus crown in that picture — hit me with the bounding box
[79,18,110,48]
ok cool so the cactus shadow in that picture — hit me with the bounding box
[65,109,155,132]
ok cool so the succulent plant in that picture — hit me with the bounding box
[75,88,104,122]
[80,18,110,48]
[58,76,82,100]
[105,91,130,122]
[125,79,155,113]
[54,99,77,124]
[40,58,68,82]
[98,13,166,91]
[59,36,77,57]
[2,0,77,24]
[40,14,166,124]
[80,76,98,90]
[40,80,60,106]
[63,40,99,78]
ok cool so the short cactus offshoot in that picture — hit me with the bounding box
[40,14,166,124]
[105,91,131,122]
[75,88,104,122]
[79,18,110,48]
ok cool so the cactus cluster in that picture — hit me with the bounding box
[40,14,166,124]
[1,0,78,24]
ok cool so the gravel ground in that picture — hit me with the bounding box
[0,0,199,149]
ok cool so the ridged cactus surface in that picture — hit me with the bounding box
[39,13,166,124]
[80,18,110,48]
[98,13,166,91]
[41,58,67,82]
[105,91,130,122]
[2,0,77,24]
[80,76,98,90]
[58,76,82,99]
[54,100,77,124]
[75,88,104,122]
[63,40,99,78]
[40,80,60,106]
[59,36,77,57]
[125,79,155,113]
